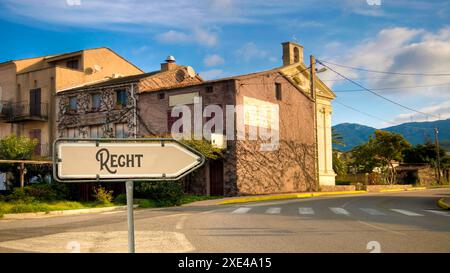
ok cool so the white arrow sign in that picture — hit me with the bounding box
[53,139,205,182]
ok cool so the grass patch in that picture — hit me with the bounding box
[134,195,222,209]
[0,201,118,218]
[180,195,222,205]
[136,199,157,208]
[0,195,224,217]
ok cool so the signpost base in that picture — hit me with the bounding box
[126,180,135,253]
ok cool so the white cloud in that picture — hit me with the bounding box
[391,100,450,124]
[199,69,224,80]
[235,42,268,62]
[0,0,400,33]
[320,27,450,97]
[155,30,191,44]
[193,27,218,46]
[203,54,225,67]
[155,27,217,46]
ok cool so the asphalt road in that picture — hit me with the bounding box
[0,189,449,253]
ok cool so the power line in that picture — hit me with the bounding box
[319,59,450,77]
[317,59,440,119]
[334,82,450,93]
[334,100,434,131]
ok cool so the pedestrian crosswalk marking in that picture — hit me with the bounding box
[266,207,281,214]
[330,207,350,215]
[390,209,424,216]
[360,208,386,216]
[232,207,251,214]
[298,207,315,215]
[424,210,450,217]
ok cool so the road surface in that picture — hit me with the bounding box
[0,189,449,253]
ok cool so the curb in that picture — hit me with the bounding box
[379,187,427,193]
[437,198,450,210]
[217,191,368,205]
[1,205,139,220]
[217,187,431,205]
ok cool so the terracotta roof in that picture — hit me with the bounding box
[138,66,283,93]
[58,66,203,94]
[138,67,203,93]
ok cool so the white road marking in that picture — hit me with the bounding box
[265,207,281,214]
[424,210,450,217]
[356,221,407,236]
[298,207,315,215]
[390,209,424,216]
[360,208,386,216]
[232,207,251,214]
[330,207,350,215]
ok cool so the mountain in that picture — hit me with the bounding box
[333,119,450,151]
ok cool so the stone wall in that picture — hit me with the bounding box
[57,84,138,138]
[235,140,316,194]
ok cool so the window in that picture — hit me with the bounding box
[167,110,183,133]
[275,83,282,101]
[294,47,300,63]
[116,89,127,107]
[69,96,77,111]
[90,125,103,138]
[206,111,217,133]
[115,123,128,138]
[67,128,79,138]
[206,86,213,93]
[158,93,165,100]
[66,59,79,70]
[91,93,101,110]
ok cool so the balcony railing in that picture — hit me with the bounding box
[3,102,49,122]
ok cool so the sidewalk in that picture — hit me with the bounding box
[185,187,431,206]
[184,190,368,206]
[1,205,139,220]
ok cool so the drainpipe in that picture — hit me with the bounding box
[130,84,137,138]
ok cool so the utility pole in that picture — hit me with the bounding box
[434,127,442,184]
[310,55,320,191]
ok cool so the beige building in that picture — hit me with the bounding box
[279,42,336,187]
[0,48,143,157]
[57,41,336,195]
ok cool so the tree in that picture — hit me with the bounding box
[332,129,347,175]
[0,135,38,160]
[350,141,380,173]
[350,130,410,184]
[403,141,446,164]
[371,130,411,184]
[332,129,345,147]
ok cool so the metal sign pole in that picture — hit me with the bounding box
[126,180,135,253]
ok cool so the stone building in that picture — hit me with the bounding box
[57,42,336,196]
[0,47,143,157]
[56,59,202,139]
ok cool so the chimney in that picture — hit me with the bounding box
[161,55,179,71]
[282,42,304,66]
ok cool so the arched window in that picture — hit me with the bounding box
[294,47,300,63]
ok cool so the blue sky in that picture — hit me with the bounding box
[0,0,449,128]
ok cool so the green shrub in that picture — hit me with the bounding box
[114,193,127,204]
[25,184,58,201]
[135,181,184,207]
[6,188,35,203]
[93,186,113,204]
